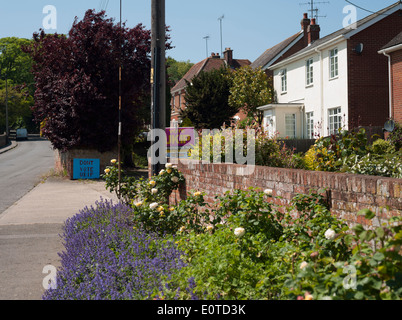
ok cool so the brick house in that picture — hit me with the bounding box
[379,31,402,124]
[170,48,251,127]
[258,2,402,139]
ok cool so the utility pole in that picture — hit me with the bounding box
[117,0,122,191]
[151,0,166,176]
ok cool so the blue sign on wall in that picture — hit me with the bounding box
[73,159,100,180]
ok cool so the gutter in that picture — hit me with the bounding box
[315,47,324,137]
[378,47,397,119]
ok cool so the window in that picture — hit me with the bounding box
[306,112,314,138]
[280,69,287,93]
[329,48,338,79]
[285,114,296,138]
[328,107,342,135]
[306,58,314,86]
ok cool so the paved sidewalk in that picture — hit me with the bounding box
[0,177,119,300]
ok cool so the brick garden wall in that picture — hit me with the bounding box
[54,148,118,179]
[168,160,402,229]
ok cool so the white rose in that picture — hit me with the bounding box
[324,228,336,240]
[166,163,173,169]
[300,261,308,270]
[171,176,179,183]
[151,188,158,195]
[149,202,158,210]
[264,189,273,196]
[159,169,165,175]
[234,227,245,237]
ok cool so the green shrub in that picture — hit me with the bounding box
[303,128,368,172]
[371,139,395,155]
[340,151,402,179]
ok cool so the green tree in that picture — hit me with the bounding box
[0,80,34,133]
[166,57,193,86]
[0,37,34,90]
[0,38,36,133]
[228,66,273,125]
[179,68,237,130]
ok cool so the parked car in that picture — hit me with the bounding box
[16,128,28,141]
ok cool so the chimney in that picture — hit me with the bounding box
[301,13,310,47]
[223,47,233,66]
[307,18,320,45]
[211,52,220,59]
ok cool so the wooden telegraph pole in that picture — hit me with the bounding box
[151,0,166,176]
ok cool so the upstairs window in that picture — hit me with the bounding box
[329,48,338,79]
[306,58,314,86]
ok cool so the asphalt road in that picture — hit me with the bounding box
[0,137,54,214]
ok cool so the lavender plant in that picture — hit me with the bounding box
[42,199,186,300]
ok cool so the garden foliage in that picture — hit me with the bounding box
[42,200,185,300]
[45,160,402,300]
[303,128,402,178]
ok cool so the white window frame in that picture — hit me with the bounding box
[285,113,296,138]
[328,107,342,135]
[329,48,339,79]
[306,58,314,86]
[306,112,314,138]
[280,69,287,93]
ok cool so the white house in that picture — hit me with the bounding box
[257,2,402,139]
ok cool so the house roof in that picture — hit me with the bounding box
[171,55,250,93]
[270,1,402,69]
[382,30,402,50]
[250,31,303,70]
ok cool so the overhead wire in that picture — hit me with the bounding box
[344,0,395,16]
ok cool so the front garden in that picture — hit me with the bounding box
[43,162,402,300]
[188,122,402,179]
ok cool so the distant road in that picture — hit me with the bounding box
[0,137,54,214]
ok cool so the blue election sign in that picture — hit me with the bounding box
[73,159,100,180]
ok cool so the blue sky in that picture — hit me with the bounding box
[0,0,398,63]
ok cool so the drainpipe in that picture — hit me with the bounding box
[315,47,324,137]
[380,51,393,119]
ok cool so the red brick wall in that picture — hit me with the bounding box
[168,160,402,229]
[348,11,402,128]
[391,50,402,123]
